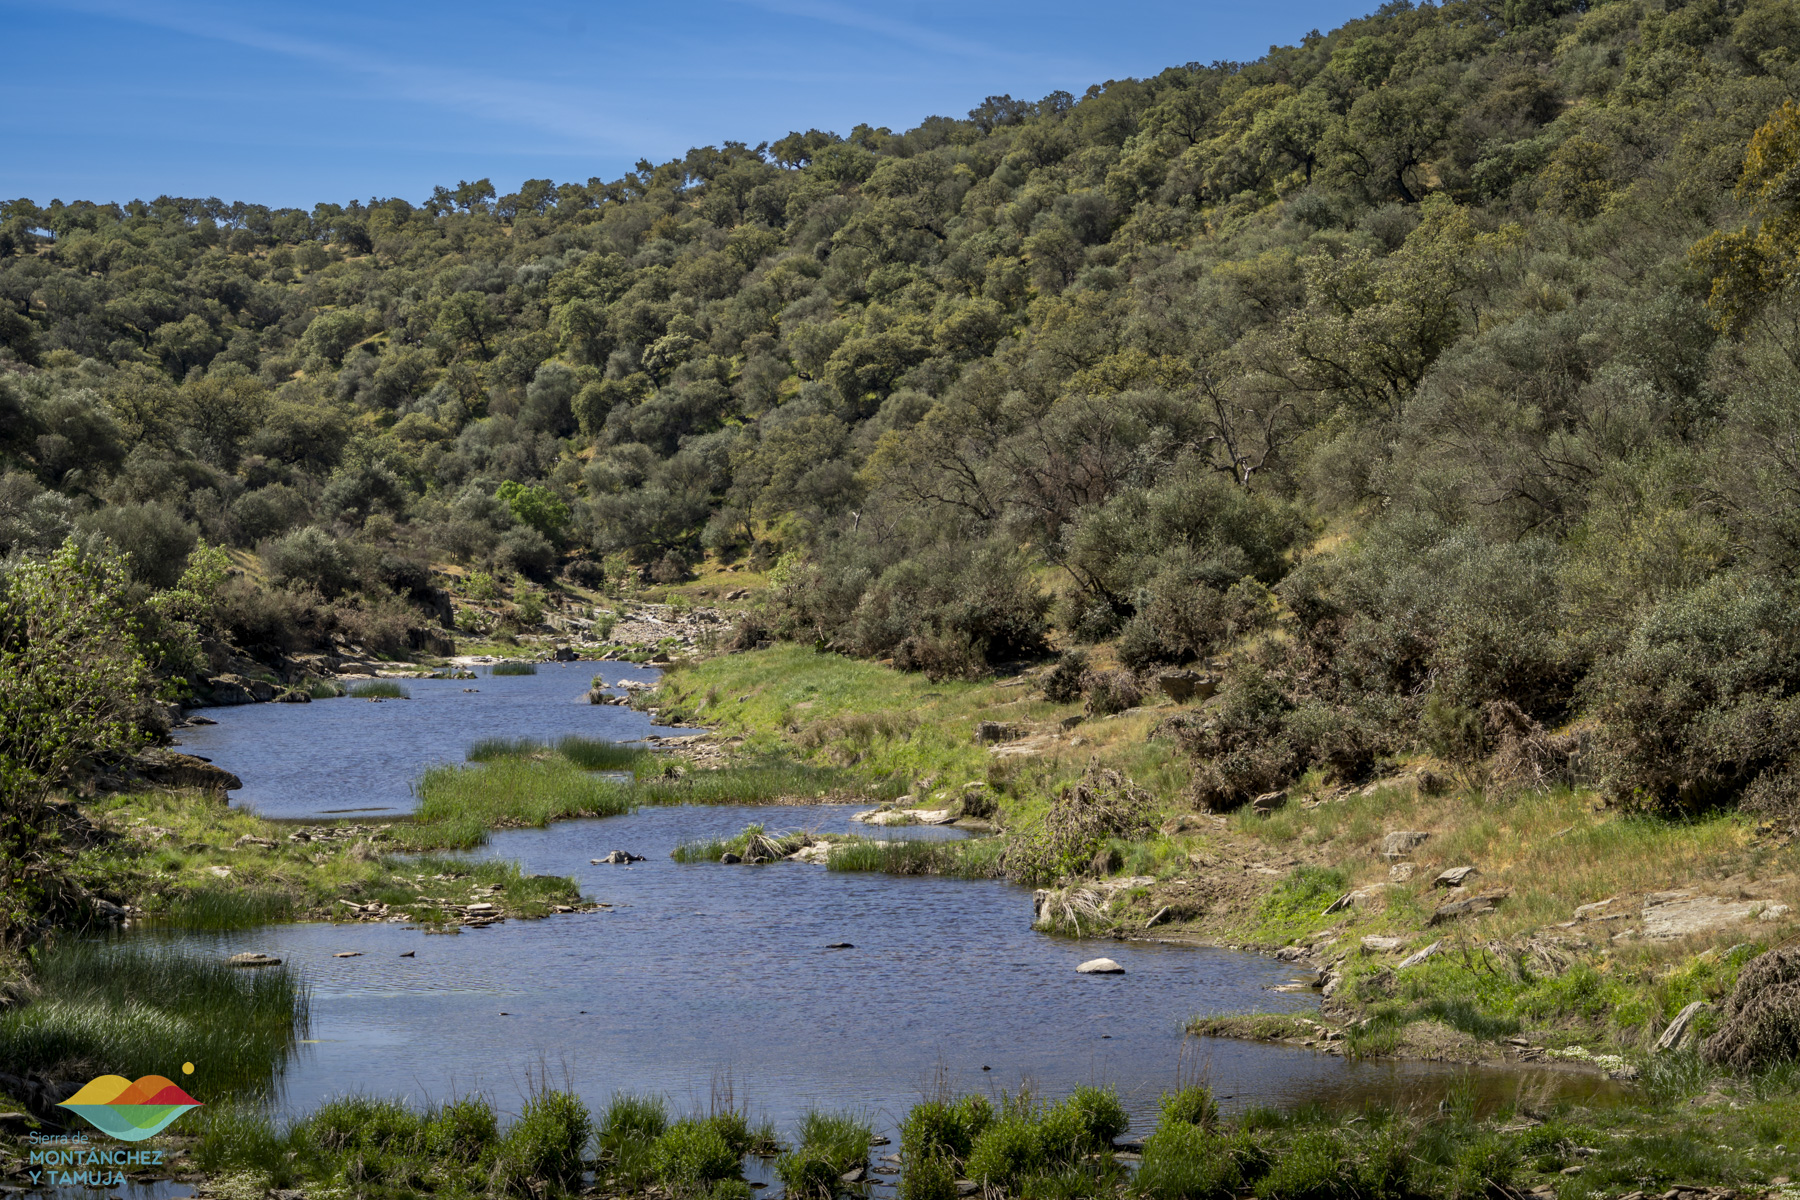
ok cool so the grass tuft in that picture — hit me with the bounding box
[348,680,410,699]
[490,661,539,676]
[0,940,308,1099]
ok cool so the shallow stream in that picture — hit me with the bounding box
[146,667,1620,1140]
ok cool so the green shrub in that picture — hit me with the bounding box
[899,1150,958,1200]
[1446,1132,1518,1200]
[501,1090,591,1191]
[1137,1121,1240,1200]
[775,1149,841,1200]
[1253,1130,1347,1200]
[652,1119,741,1191]
[1062,1085,1129,1148]
[426,1097,500,1162]
[901,1094,994,1162]
[1042,650,1088,704]
[603,1092,668,1142]
[348,680,409,699]
[966,1115,1044,1185]
[1157,1086,1219,1130]
[303,1096,424,1154]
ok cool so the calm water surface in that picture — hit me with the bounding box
[171,662,702,820]
[146,678,1621,1141]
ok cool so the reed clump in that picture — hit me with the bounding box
[0,941,308,1099]
[195,1089,590,1196]
[670,824,817,863]
[409,755,852,850]
[490,661,539,676]
[827,837,1004,878]
[348,680,410,699]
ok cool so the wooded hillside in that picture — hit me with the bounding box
[7,0,1800,820]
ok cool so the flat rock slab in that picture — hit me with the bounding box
[1361,936,1408,952]
[1397,941,1443,969]
[1435,866,1479,888]
[1641,891,1791,938]
[1429,892,1508,924]
[1077,957,1125,974]
[228,952,281,967]
[1381,831,1431,860]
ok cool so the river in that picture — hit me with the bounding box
[149,662,1617,1140]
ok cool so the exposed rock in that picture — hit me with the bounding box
[1361,936,1407,952]
[720,852,742,864]
[1380,830,1431,860]
[1251,790,1288,816]
[841,1168,866,1184]
[135,749,243,792]
[1059,714,1085,731]
[1653,1000,1712,1054]
[1704,945,1800,1071]
[1642,891,1791,939]
[974,720,1019,743]
[1573,897,1618,920]
[1435,866,1480,889]
[275,688,311,703]
[593,850,644,864]
[228,952,282,967]
[553,645,579,662]
[1155,669,1218,704]
[234,835,275,849]
[1429,891,1508,924]
[1397,941,1443,969]
[1161,814,1216,835]
[1388,863,1417,883]
[1077,957,1125,974]
[826,942,855,950]
[196,674,275,706]
[788,842,835,865]
[332,951,363,958]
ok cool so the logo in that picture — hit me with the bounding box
[58,1074,202,1141]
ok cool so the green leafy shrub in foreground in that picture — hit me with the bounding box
[651,1119,740,1191]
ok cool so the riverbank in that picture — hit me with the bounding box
[644,647,1800,1059]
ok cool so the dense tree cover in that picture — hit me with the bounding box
[8,0,1800,817]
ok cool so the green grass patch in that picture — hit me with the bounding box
[305,678,346,698]
[156,886,296,929]
[348,680,410,699]
[671,823,817,863]
[404,757,853,851]
[0,940,308,1099]
[490,661,539,676]
[826,836,1005,877]
[467,735,655,772]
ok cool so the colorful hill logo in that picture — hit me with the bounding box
[58,1075,202,1141]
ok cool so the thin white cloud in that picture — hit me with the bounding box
[28,0,675,155]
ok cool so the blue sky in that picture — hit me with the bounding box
[1,0,1378,209]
